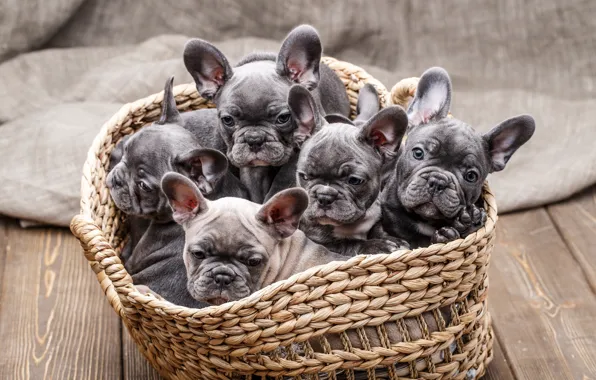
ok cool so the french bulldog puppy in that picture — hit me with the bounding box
[290,85,409,256]
[106,77,248,307]
[183,24,351,203]
[161,172,346,305]
[382,67,535,247]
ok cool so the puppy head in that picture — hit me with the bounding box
[162,172,308,305]
[295,85,408,225]
[106,77,229,219]
[184,25,323,167]
[397,67,535,220]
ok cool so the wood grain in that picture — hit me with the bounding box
[547,186,596,293]
[122,321,162,380]
[483,335,517,380]
[0,224,121,379]
[488,208,596,380]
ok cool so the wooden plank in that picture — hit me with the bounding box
[547,186,596,293]
[488,208,596,380]
[0,225,122,379]
[122,321,162,380]
[483,336,517,380]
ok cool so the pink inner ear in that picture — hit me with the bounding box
[371,130,388,146]
[186,198,198,210]
[212,67,225,86]
[287,60,303,81]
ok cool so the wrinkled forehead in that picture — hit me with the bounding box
[406,119,489,164]
[186,199,270,248]
[125,125,195,161]
[218,62,290,114]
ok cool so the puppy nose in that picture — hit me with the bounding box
[428,173,449,193]
[214,273,234,286]
[317,193,337,207]
[107,170,121,188]
[245,132,265,151]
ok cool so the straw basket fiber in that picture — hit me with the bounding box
[70,57,496,380]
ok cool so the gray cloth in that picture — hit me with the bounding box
[0,0,594,227]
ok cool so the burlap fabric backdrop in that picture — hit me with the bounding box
[0,0,594,226]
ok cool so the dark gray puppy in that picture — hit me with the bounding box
[382,67,535,247]
[106,77,248,307]
[161,173,345,305]
[291,85,409,256]
[183,24,351,203]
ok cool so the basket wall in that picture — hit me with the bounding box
[70,57,496,380]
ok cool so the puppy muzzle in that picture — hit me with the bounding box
[188,265,252,305]
[401,168,464,220]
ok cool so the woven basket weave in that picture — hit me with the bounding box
[70,57,495,380]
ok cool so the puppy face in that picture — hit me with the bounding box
[184,25,323,168]
[395,67,535,221]
[162,173,308,305]
[107,77,229,220]
[292,85,408,226]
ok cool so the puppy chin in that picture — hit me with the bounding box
[230,143,291,167]
[307,204,364,226]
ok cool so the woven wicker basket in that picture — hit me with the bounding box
[70,57,495,380]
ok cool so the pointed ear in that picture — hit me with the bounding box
[156,76,183,125]
[355,83,381,123]
[161,172,208,225]
[176,148,229,196]
[358,106,409,158]
[483,115,535,172]
[183,39,233,100]
[408,67,452,126]
[256,188,309,239]
[288,84,323,146]
[276,25,322,90]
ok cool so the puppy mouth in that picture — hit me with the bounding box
[401,171,464,219]
[307,204,364,225]
[230,142,291,167]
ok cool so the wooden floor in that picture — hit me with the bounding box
[1,187,595,380]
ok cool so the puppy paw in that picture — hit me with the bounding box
[431,227,460,244]
[454,205,487,236]
[134,285,164,300]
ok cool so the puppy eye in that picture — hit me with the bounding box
[347,176,365,186]
[247,257,262,267]
[190,250,205,260]
[138,181,151,192]
[412,148,424,160]
[298,172,310,181]
[464,170,479,183]
[220,116,235,127]
[276,112,291,124]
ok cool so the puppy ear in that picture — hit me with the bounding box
[183,39,233,100]
[359,106,409,158]
[355,83,381,123]
[276,25,322,90]
[483,115,535,172]
[161,172,208,224]
[256,188,309,239]
[288,84,323,146]
[176,148,229,196]
[324,113,353,125]
[156,76,183,125]
[408,67,452,126]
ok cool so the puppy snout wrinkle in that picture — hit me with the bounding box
[245,131,266,151]
[427,172,449,193]
[315,186,339,208]
[107,170,122,188]
[212,266,236,286]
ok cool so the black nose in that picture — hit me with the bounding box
[245,133,265,152]
[214,273,234,286]
[428,173,448,193]
[107,170,122,188]
[317,193,337,207]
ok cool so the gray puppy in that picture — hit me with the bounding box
[183,24,351,203]
[161,172,345,305]
[106,77,248,307]
[382,67,535,247]
[290,85,410,256]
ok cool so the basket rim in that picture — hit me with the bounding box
[71,56,497,321]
